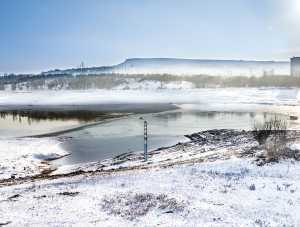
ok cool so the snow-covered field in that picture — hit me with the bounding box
[0,88,299,108]
[0,158,299,226]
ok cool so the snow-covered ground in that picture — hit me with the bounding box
[0,138,68,181]
[0,130,299,226]
[0,158,299,226]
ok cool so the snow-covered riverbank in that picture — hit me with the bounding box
[1,130,300,226]
[0,129,259,185]
[1,157,299,226]
[0,137,68,181]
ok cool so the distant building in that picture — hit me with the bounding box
[291,57,300,77]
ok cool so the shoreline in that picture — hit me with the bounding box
[2,129,300,187]
[25,113,129,138]
[2,129,300,226]
[0,103,179,184]
[0,103,179,113]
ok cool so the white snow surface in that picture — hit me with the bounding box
[0,88,299,109]
[0,158,299,226]
[290,143,300,151]
[0,138,68,180]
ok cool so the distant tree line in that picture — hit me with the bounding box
[1,72,300,90]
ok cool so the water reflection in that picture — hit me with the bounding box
[0,109,122,138]
[0,110,113,124]
[155,111,256,120]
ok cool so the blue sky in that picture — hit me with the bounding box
[0,0,299,73]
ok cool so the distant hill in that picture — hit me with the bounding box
[43,58,290,77]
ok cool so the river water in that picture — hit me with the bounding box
[0,88,299,166]
[54,109,294,165]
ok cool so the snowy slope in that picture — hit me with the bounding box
[0,129,300,226]
[0,158,299,226]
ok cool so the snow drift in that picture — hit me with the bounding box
[0,138,68,180]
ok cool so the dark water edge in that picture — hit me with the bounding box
[0,103,178,114]
[29,114,129,138]
[0,103,178,127]
[0,103,178,138]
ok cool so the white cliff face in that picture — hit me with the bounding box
[44,58,290,77]
[108,58,290,76]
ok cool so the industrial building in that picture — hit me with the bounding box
[291,57,300,77]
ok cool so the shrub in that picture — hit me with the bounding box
[253,116,288,162]
[253,116,287,145]
[101,192,185,220]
